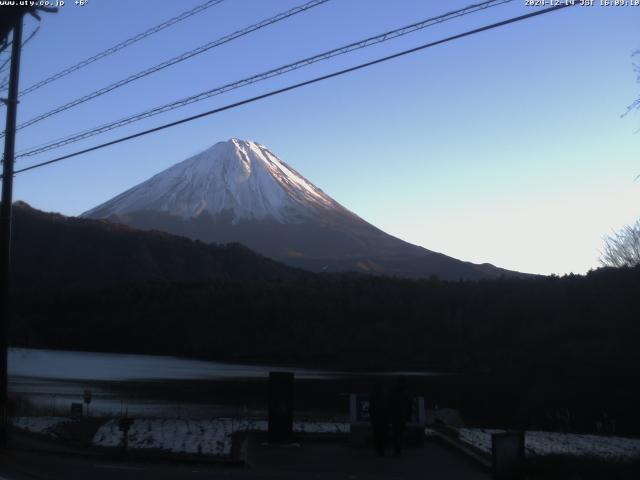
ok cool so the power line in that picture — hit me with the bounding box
[17,0,226,97]
[10,3,574,177]
[7,0,330,137]
[15,0,514,158]
[0,42,11,56]
[0,52,9,77]
[0,26,39,85]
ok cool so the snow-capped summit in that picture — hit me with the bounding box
[83,139,523,280]
[83,139,342,223]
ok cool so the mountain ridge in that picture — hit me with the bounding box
[83,139,526,280]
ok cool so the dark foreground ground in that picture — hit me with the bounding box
[0,441,490,480]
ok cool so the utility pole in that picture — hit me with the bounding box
[0,9,23,448]
[0,5,56,447]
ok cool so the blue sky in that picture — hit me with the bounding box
[5,0,639,275]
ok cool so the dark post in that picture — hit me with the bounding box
[268,371,294,444]
[118,418,134,453]
[0,11,23,447]
[492,431,525,480]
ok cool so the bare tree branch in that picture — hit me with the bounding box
[600,219,640,267]
[623,49,640,117]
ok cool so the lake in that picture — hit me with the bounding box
[8,348,442,419]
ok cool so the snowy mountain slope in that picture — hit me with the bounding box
[84,139,345,223]
[83,139,523,280]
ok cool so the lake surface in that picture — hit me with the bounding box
[8,348,442,418]
[9,347,438,381]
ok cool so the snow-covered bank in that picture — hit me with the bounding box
[10,416,74,438]
[10,415,349,458]
[92,418,349,457]
[456,428,640,462]
[93,418,235,456]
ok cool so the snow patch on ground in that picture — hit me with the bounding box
[231,419,348,434]
[455,428,502,454]
[293,421,349,434]
[10,416,73,438]
[456,428,640,461]
[93,418,234,456]
[92,418,349,457]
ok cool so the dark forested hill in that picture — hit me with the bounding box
[8,202,640,432]
[9,202,640,374]
[10,202,306,291]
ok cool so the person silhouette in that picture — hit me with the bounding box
[369,383,388,456]
[389,377,412,456]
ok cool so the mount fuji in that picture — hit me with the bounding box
[83,139,519,280]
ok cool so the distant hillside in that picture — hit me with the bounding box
[10,202,305,291]
[7,202,640,433]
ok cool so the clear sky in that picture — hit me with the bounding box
[4,0,639,275]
